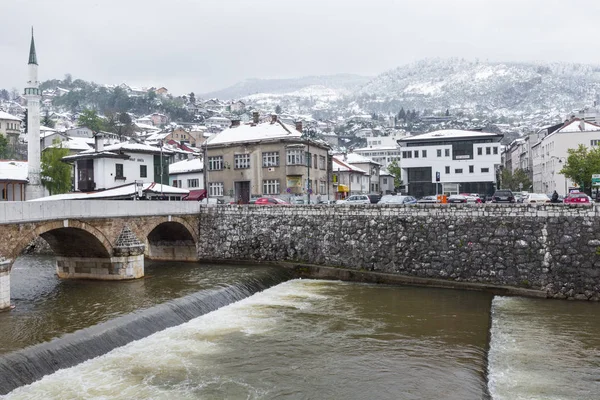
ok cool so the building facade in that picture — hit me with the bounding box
[0,111,21,146]
[397,129,503,197]
[205,118,331,203]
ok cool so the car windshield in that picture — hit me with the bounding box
[495,191,511,196]
[569,194,587,198]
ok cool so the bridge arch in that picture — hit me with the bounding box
[144,217,198,261]
[11,220,113,262]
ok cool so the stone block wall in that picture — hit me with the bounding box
[197,204,600,300]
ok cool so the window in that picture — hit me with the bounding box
[422,150,427,158]
[481,168,490,173]
[493,147,498,154]
[592,140,600,146]
[477,147,483,155]
[402,151,412,159]
[208,156,223,171]
[319,181,326,194]
[140,165,147,178]
[469,165,474,173]
[115,163,124,179]
[437,149,442,157]
[172,179,182,187]
[383,178,388,184]
[455,168,463,174]
[287,149,304,165]
[262,152,279,167]
[445,149,450,157]
[263,179,280,194]
[234,154,250,169]
[187,178,199,188]
[445,166,450,174]
[414,150,419,158]
[313,154,318,169]
[486,147,491,155]
[209,182,224,196]
[319,155,326,170]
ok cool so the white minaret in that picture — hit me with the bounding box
[24,28,45,200]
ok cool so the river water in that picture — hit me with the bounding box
[2,256,600,399]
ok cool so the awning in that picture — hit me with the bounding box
[183,189,207,201]
[338,184,349,193]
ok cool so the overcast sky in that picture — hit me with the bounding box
[2,0,599,95]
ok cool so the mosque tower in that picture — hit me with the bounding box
[24,28,45,200]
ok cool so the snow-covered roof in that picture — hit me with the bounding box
[169,158,203,174]
[28,182,188,201]
[49,137,93,151]
[206,120,301,146]
[0,111,21,121]
[100,142,174,155]
[354,145,399,152]
[399,129,501,141]
[0,160,28,182]
[557,118,600,133]
[332,156,367,173]
[343,152,382,166]
[146,132,170,141]
[379,168,393,177]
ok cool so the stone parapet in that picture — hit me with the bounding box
[198,204,600,300]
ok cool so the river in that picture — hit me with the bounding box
[2,256,600,399]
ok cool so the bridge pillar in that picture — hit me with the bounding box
[147,241,198,261]
[0,259,11,311]
[56,225,146,281]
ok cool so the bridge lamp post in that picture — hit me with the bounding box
[302,126,317,204]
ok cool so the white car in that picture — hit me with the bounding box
[524,193,550,204]
[380,195,417,204]
[336,195,371,205]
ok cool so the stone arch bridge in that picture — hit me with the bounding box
[0,201,201,310]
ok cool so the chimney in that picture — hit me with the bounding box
[580,119,586,131]
[252,111,259,124]
[231,119,240,127]
[295,121,303,132]
[271,114,278,124]
[95,133,104,152]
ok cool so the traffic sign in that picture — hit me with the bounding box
[593,174,600,187]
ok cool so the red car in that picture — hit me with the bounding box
[254,197,290,205]
[563,193,590,204]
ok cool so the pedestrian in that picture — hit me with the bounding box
[551,190,559,203]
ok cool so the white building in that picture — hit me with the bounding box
[379,168,395,194]
[397,129,503,197]
[532,118,600,195]
[0,111,22,145]
[332,156,369,198]
[205,116,231,130]
[62,139,173,192]
[343,152,382,193]
[169,157,204,190]
[353,133,407,168]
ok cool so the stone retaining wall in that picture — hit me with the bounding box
[198,204,600,300]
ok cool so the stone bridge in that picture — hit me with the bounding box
[0,201,201,310]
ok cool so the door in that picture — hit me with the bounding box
[234,181,251,204]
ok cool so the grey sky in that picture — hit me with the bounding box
[1,0,599,95]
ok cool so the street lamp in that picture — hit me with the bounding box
[301,126,318,204]
[551,156,567,195]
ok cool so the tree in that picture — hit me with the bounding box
[387,159,403,189]
[42,110,55,128]
[78,109,105,135]
[560,144,600,195]
[397,107,406,121]
[0,89,9,101]
[501,168,532,191]
[275,105,282,114]
[0,134,9,159]
[445,109,450,116]
[189,92,196,105]
[41,139,71,195]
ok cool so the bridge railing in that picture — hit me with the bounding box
[0,200,201,224]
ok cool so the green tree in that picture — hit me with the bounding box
[501,168,532,191]
[275,105,282,114]
[0,134,9,158]
[189,92,196,105]
[41,140,71,195]
[560,144,600,195]
[42,110,55,128]
[387,159,403,189]
[78,109,105,135]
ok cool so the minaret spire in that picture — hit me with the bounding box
[28,27,38,65]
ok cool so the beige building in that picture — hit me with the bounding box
[0,111,22,146]
[205,116,331,203]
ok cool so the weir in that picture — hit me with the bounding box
[0,268,292,395]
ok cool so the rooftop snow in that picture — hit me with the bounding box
[343,152,382,165]
[399,129,500,141]
[28,182,188,201]
[206,120,301,146]
[557,119,600,133]
[0,160,28,182]
[0,111,21,121]
[169,157,203,174]
[332,156,367,173]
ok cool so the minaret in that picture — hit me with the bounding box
[24,28,45,200]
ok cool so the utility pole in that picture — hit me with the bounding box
[159,140,164,199]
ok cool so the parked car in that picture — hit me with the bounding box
[417,195,439,204]
[491,190,515,203]
[564,192,591,205]
[255,197,290,205]
[524,193,550,204]
[380,195,417,204]
[336,194,371,205]
[367,194,382,204]
[289,197,305,205]
[459,193,483,203]
[447,194,468,203]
